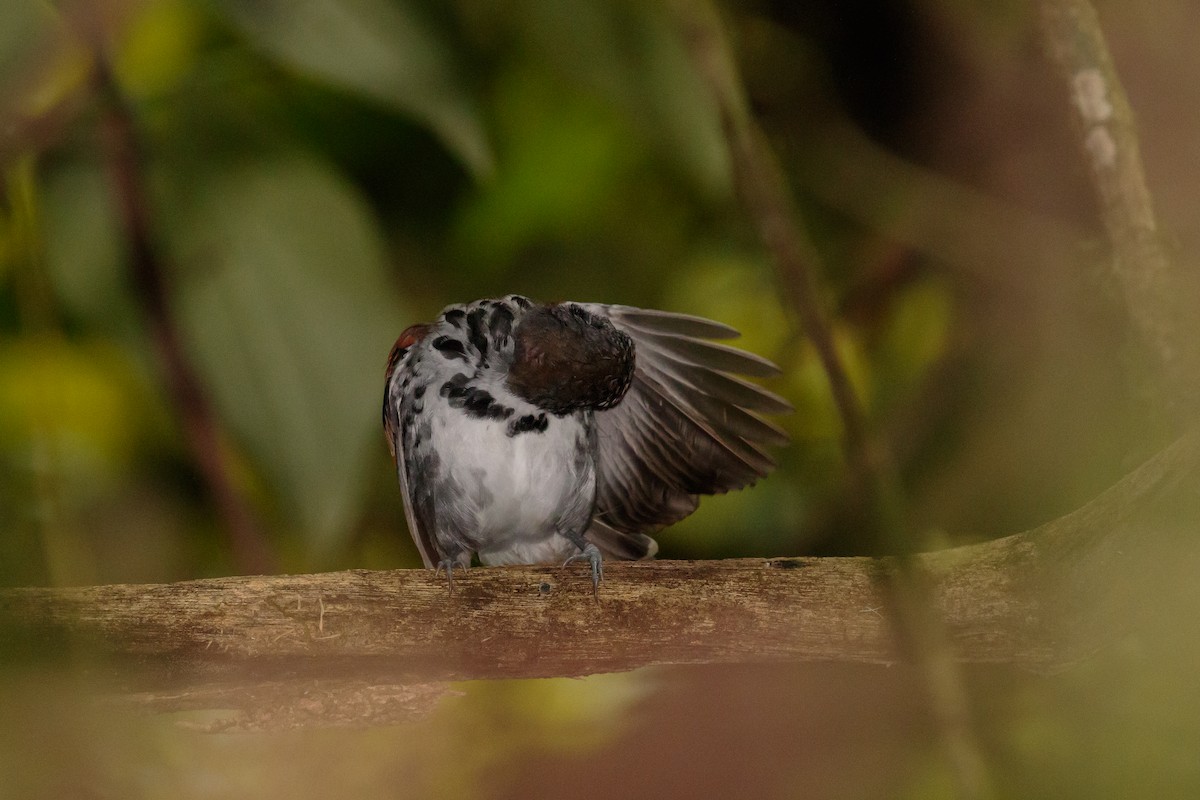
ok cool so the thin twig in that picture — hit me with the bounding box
[90,52,276,575]
[676,7,870,477]
[673,4,993,797]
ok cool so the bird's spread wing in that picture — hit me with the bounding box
[578,304,792,540]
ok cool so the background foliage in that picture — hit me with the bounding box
[2,0,1199,798]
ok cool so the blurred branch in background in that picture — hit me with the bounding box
[89,45,276,575]
[3,422,1197,731]
[674,2,992,796]
[797,119,1083,289]
[1039,0,1191,409]
[675,1,870,485]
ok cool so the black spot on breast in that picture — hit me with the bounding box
[443,308,466,327]
[464,389,495,416]
[433,336,468,361]
[510,295,533,310]
[441,375,514,421]
[491,404,514,421]
[413,384,426,399]
[507,413,548,436]
[440,374,469,396]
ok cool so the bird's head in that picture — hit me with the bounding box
[506,303,635,415]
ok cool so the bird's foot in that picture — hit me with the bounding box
[434,559,462,594]
[561,543,603,600]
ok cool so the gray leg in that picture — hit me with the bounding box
[560,530,603,598]
[434,551,471,595]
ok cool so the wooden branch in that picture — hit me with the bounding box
[3,427,1198,730]
[0,551,1047,678]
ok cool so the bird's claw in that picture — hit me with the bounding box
[561,543,603,600]
[434,559,460,595]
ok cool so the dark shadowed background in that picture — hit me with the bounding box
[2,1,1199,797]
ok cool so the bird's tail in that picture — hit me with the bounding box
[585,519,659,560]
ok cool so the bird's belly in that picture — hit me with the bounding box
[429,410,594,564]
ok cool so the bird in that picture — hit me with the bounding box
[382,294,791,593]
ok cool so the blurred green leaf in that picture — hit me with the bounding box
[785,326,872,441]
[509,0,729,196]
[875,279,953,406]
[113,0,208,100]
[454,72,634,269]
[212,0,493,177]
[41,162,132,328]
[0,339,149,479]
[170,155,406,551]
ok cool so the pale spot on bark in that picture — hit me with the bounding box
[1084,126,1117,170]
[1072,68,1113,123]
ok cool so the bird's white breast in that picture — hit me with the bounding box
[426,380,595,565]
